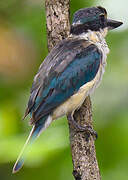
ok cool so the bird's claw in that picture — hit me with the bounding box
[75,124,98,140]
[79,125,98,140]
[67,114,98,140]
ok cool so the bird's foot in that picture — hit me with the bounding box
[67,114,98,140]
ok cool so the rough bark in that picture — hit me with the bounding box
[45,1,101,180]
[45,0,70,50]
[69,96,101,180]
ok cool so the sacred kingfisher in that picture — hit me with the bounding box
[13,6,123,173]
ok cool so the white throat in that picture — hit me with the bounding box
[74,28,109,63]
[70,28,109,51]
[70,28,110,73]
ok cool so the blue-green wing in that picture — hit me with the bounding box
[24,38,102,124]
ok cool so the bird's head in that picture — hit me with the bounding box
[70,6,123,36]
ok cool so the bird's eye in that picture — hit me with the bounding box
[99,13,105,21]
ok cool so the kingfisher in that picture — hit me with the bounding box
[13,6,122,173]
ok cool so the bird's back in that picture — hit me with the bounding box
[24,37,103,125]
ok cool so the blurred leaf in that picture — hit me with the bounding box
[0,0,128,179]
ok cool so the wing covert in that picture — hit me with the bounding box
[24,38,102,124]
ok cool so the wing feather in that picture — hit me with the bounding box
[24,38,102,124]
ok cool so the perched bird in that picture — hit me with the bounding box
[13,6,122,173]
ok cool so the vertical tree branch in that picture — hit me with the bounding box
[45,1,101,179]
[69,96,101,180]
[45,0,70,50]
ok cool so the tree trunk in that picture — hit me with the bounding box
[45,1,101,179]
[69,96,101,180]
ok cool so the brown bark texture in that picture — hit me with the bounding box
[45,1,101,180]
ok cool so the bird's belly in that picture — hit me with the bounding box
[52,65,103,120]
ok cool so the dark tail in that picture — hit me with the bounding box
[12,115,52,173]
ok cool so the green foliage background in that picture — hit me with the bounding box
[0,0,127,179]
